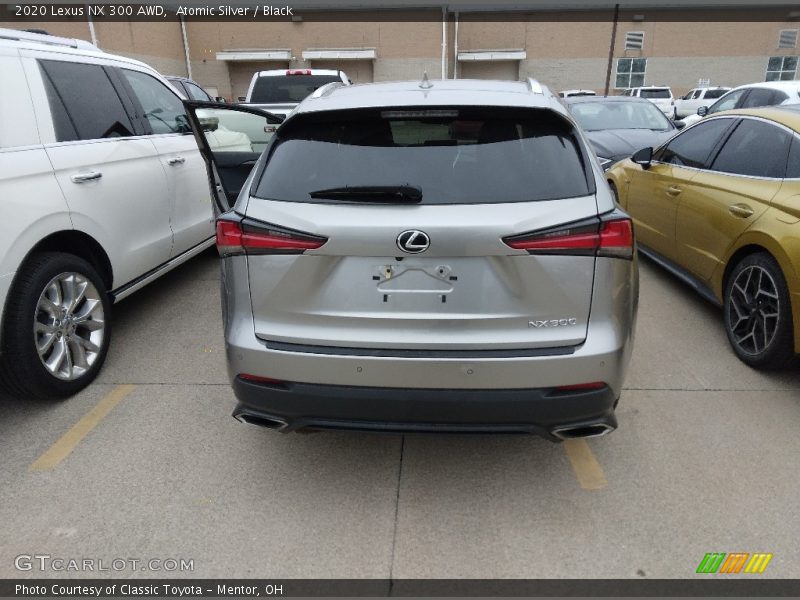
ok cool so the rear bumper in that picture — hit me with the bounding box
[232,376,617,440]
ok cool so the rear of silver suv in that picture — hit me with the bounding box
[186,78,638,440]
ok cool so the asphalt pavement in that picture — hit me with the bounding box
[1,249,799,579]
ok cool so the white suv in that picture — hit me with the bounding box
[0,29,215,399]
[672,86,730,119]
[678,80,800,126]
[622,86,674,118]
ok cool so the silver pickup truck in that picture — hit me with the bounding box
[239,68,351,118]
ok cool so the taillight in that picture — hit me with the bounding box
[503,216,633,260]
[286,69,312,76]
[216,217,327,257]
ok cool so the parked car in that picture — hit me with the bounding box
[0,28,217,399]
[183,78,639,441]
[565,96,680,170]
[622,86,675,118]
[239,68,351,119]
[559,89,596,98]
[606,106,800,368]
[166,75,224,102]
[673,86,731,119]
[679,80,800,126]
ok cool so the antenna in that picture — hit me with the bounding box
[419,72,433,90]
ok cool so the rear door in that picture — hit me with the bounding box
[116,67,214,257]
[207,107,609,350]
[183,102,283,214]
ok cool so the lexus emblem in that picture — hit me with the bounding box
[397,230,430,254]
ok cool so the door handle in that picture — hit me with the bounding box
[729,203,754,218]
[168,157,186,166]
[665,185,682,197]
[70,171,102,183]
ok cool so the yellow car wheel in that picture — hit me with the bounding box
[723,252,795,369]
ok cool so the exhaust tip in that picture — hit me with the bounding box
[551,422,615,440]
[234,411,288,430]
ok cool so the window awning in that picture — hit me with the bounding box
[216,50,291,62]
[302,48,377,60]
[458,50,527,62]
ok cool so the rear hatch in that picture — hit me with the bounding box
[248,72,342,110]
[639,88,673,111]
[243,106,601,350]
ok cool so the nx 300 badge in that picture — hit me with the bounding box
[529,318,578,328]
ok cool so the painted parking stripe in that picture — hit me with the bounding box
[29,384,136,472]
[563,439,608,490]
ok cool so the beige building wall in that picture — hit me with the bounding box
[460,61,520,80]
[2,7,798,98]
[0,18,187,76]
[187,12,442,98]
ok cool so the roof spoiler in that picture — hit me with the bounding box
[309,81,344,99]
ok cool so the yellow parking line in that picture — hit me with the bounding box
[29,384,136,472]
[563,439,608,490]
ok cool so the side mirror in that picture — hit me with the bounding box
[198,116,219,132]
[632,147,653,169]
[674,120,686,129]
[697,106,708,117]
[215,97,227,103]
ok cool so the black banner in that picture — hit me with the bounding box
[2,579,800,597]
[2,2,800,23]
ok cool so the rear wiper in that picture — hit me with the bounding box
[309,185,423,203]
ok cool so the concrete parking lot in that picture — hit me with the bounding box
[1,249,799,579]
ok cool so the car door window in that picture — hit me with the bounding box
[692,90,702,99]
[184,81,212,101]
[121,69,189,134]
[655,118,733,168]
[740,88,778,109]
[787,136,800,178]
[39,60,135,141]
[710,119,792,178]
[704,88,728,100]
[708,89,747,114]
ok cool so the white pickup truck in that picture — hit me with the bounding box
[240,69,351,118]
[672,87,731,119]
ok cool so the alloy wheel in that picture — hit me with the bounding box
[726,265,780,356]
[34,272,106,381]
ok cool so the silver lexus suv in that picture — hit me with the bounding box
[184,77,639,441]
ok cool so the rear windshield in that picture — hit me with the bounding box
[570,100,671,131]
[253,107,593,204]
[640,89,671,99]
[250,74,341,103]
[704,88,728,99]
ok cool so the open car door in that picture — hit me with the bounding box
[182,101,283,214]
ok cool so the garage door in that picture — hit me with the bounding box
[228,61,288,101]
[309,60,374,83]
[459,61,519,81]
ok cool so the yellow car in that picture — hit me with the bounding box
[607,106,800,368]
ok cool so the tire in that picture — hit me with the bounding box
[723,252,795,369]
[0,252,112,400]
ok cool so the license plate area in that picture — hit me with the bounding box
[372,261,458,304]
